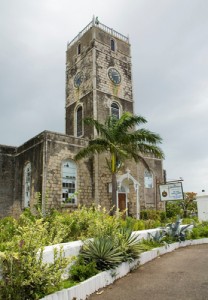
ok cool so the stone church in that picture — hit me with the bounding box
[0,18,164,219]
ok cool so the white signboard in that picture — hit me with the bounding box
[159,182,184,201]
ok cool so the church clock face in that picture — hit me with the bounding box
[108,68,121,85]
[74,71,84,88]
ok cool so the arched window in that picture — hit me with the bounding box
[110,39,115,51]
[76,106,83,137]
[77,43,81,55]
[62,160,77,204]
[111,102,120,119]
[144,170,153,188]
[23,162,31,208]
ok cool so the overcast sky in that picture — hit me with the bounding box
[0,0,208,193]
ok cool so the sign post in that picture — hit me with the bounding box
[159,182,184,201]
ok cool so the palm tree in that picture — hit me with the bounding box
[74,112,164,212]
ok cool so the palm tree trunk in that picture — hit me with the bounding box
[111,172,117,215]
[111,152,117,215]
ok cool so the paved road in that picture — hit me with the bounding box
[88,244,208,300]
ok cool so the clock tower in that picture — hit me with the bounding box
[65,18,164,214]
[65,17,133,138]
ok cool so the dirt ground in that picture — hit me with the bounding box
[88,244,208,300]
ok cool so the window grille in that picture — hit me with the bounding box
[62,160,77,204]
[111,102,120,119]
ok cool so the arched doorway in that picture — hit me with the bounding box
[117,171,140,219]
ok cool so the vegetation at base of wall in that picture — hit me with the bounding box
[0,200,207,299]
[0,218,70,300]
[165,192,197,219]
[188,221,208,239]
[70,257,99,282]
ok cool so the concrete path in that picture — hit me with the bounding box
[88,244,208,300]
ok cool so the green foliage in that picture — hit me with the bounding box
[74,112,164,210]
[0,203,206,299]
[140,210,168,227]
[80,227,144,270]
[165,217,192,242]
[0,219,69,300]
[143,219,161,229]
[116,228,143,261]
[139,238,164,250]
[0,217,18,251]
[165,202,182,218]
[148,229,167,244]
[121,217,145,231]
[165,192,197,219]
[81,237,124,270]
[189,222,208,239]
[140,210,161,221]
[70,257,99,282]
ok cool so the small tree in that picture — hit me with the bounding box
[75,112,164,212]
[180,192,197,217]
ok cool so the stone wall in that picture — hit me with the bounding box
[0,145,16,217]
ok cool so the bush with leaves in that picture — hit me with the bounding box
[80,236,124,270]
[0,217,18,251]
[115,228,144,262]
[164,217,192,242]
[189,221,208,239]
[70,257,99,282]
[0,219,69,300]
[79,227,144,271]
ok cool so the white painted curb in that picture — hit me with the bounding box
[40,238,208,300]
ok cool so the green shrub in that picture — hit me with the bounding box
[116,228,144,261]
[189,222,208,239]
[165,217,192,242]
[143,219,161,229]
[0,219,69,300]
[81,237,123,270]
[140,210,161,221]
[165,201,182,218]
[70,257,99,282]
[0,217,17,251]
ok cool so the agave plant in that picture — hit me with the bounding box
[80,237,124,270]
[116,228,144,261]
[148,229,167,243]
[165,216,192,242]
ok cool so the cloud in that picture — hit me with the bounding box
[0,0,208,193]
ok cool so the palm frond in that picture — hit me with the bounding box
[116,112,147,132]
[125,129,163,144]
[74,143,107,161]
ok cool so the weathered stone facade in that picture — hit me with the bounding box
[0,18,164,219]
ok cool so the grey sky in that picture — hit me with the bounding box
[0,0,208,193]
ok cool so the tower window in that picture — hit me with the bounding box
[144,170,153,188]
[62,160,77,204]
[111,102,120,119]
[111,39,115,51]
[76,106,83,137]
[77,43,81,55]
[23,162,31,208]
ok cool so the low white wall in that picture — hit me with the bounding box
[42,228,159,264]
[40,238,208,300]
[42,240,83,263]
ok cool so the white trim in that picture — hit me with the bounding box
[39,238,208,300]
[117,171,140,219]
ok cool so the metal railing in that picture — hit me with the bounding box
[67,16,129,49]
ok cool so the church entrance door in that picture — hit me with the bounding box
[118,193,126,212]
